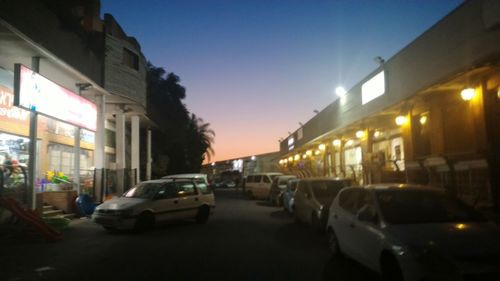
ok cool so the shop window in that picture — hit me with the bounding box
[412,113,431,157]
[105,129,116,148]
[48,144,94,177]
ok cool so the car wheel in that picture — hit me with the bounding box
[196,205,210,224]
[135,212,155,232]
[327,229,342,258]
[381,254,404,281]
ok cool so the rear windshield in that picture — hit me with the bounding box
[376,190,486,224]
[311,180,349,199]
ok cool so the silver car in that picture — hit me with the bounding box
[92,178,215,231]
[326,184,500,281]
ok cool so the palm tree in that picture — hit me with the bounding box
[187,113,215,166]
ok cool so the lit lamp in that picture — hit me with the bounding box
[314,150,321,155]
[419,115,428,125]
[288,156,293,162]
[374,131,382,138]
[355,130,365,139]
[306,150,313,156]
[335,86,347,98]
[332,139,341,147]
[395,115,407,126]
[302,154,307,159]
[461,88,476,101]
[294,154,300,161]
[318,144,326,151]
[345,139,353,146]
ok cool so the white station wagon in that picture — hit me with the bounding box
[92,178,215,231]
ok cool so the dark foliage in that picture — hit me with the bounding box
[145,63,214,177]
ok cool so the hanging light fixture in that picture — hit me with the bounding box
[332,139,341,147]
[460,88,476,101]
[355,130,365,139]
[395,115,407,126]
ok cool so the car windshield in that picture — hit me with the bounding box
[376,189,486,224]
[123,182,163,199]
[312,180,349,199]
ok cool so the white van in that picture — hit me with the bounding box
[245,172,283,200]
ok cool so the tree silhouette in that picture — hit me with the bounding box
[144,62,215,177]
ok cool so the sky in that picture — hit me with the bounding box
[101,0,463,163]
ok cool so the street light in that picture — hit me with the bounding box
[335,86,347,98]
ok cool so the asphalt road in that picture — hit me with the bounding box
[1,189,380,281]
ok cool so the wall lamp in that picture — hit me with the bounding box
[460,88,476,101]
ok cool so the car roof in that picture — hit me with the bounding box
[351,183,441,192]
[162,173,207,179]
[299,177,352,182]
[141,178,193,184]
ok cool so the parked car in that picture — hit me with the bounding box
[326,184,500,281]
[282,178,300,214]
[245,172,283,200]
[294,177,353,231]
[269,175,297,206]
[92,178,215,231]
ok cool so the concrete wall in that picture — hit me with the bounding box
[282,0,500,153]
[0,0,104,85]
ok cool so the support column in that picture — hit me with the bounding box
[115,111,126,194]
[73,126,81,194]
[146,129,152,180]
[28,57,39,210]
[131,115,140,184]
[94,94,106,202]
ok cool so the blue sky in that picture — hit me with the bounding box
[101,0,463,161]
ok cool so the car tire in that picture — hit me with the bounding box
[381,254,404,281]
[327,228,343,258]
[135,212,155,232]
[196,205,210,224]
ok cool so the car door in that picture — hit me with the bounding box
[294,181,312,222]
[175,181,199,219]
[150,182,180,223]
[332,188,361,258]
[261,175,272,199]
[347,189,384,271]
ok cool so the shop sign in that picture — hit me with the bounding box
[361,71,385,105]
[14,64,97,131]
[0,85,29,121]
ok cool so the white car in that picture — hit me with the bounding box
[92,178,215,231]
[326,184,500,281]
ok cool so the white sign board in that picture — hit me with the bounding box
[14,64,97,131]
[362,71,385,105]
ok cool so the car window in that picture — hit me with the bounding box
[247,176,254,183]
[254,175,262,183]
[311,180,345,199]
[124,182,163,199]
[289,181,298,191]
[177,182,196,197]
[155,183,178,200]
[196,182,212,194]
[376,189,486,224]
[338,189,360,214]
[263,176,271,183]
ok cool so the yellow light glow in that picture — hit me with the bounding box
[284,159,288,164]
[374,131,381,138]
[306,150,313,156]
[455,223,468,230]
[419,115,428,125]
[355,130,365,139]
[345,139,354,146]
[314,150,320,155]
[395,115,407,126]
[302,154,307,159]
[294,154,300,161]
[332,139,341,146]
[318,144,326,151]
[460,88,476,101]
[288,156,293,162]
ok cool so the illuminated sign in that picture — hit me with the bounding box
[0,85,29,121]
[14,64,97,131]
[361,71,385,105]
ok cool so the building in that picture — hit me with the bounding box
[277,0,500,210]
[0,0,152,212]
